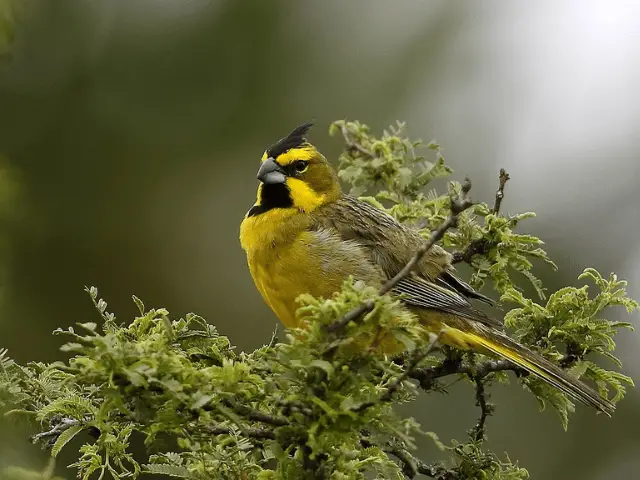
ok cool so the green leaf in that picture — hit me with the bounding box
[51,424,83,457]
[132,295,145,315]
[310,359,334,376]
[190,393,212,410]
[77,322,97,333]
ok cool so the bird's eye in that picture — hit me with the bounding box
[293,160,308,173]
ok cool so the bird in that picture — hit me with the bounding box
[239,121,614,415]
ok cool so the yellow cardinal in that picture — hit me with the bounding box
[239,122,614,415]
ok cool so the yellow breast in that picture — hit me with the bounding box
[240,209,325,328]
[246,241,318,328]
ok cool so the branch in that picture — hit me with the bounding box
[222,398,289,427]
[354,336,440,413]
[276,398,314,417]
[409,358,519,390]
[388,446,453,479]
[31,417,83,448]
[469,376,493,442]
[492,168,510,214]
[360,438,453,480]
[451,239,488,265]
[408,356,464,390]
[203,423,276,440]
[324,300,375,334]
[395,449,454,480]
[340,124,375,158]
[268,324,280,348]
[451,169,510,265]
[559,341,583,368]
[327,179,474,333]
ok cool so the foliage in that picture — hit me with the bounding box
[1,120,637,479]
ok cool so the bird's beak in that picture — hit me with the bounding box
[257,157,287,185]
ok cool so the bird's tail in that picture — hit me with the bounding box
[442,326,615,416]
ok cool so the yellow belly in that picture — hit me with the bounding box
[247,234,345,328]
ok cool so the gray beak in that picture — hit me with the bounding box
[257,157,287,185]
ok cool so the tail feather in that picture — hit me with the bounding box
[446,328,615,416]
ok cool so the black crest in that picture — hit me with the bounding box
[266,121,314,159]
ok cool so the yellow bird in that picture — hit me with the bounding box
[239,122,614,415]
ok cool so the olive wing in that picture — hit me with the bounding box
[316,195,500,328]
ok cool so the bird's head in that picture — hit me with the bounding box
[247,122,341,217]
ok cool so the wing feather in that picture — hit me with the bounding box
[314,194,499,327]
[394,276,501,328]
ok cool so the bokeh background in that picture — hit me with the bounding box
[1,1,639,478]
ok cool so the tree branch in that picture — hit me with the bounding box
[222,398,289,427]
[203,424,276,440]
[276,398,314,417]
[340,124,375,158]
[268,324,280,348]
[409,357,520,390]
[327,179,474,333]
[451,169,510,265]
[360,438,453,480]
[408,356,464,390]
[492,168,510,214]
[451,239,488,265]
[354,336,440,413]
[31,417,83,448]
[393,448,454,480]
[324,300,375,334]
[559,341,583,368]
[469,376,493,442]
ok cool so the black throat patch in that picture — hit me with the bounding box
[247,183,293,217]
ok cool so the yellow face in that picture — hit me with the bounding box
[246,125,341,218]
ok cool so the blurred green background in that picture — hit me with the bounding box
[1,1,639,478]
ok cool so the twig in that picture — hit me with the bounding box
[341,124,375,158]
[324,300,375,334]
[223,399,289,427]
[389,446,453,480]
[204,424,276,440]
[327,179,474,333]
[268,324,280,348]
[470,376,493,442]
[451,169,510,264]
[408,356,463,390]
[451,239,488,265]
[381,180,473,295]
[461,358,521,377]
[354,335,440,413]
[492,168,510,214]
[379,336,439,402]
[276,398,314,417]
[361,438,453,479]
[559,341,583,368]
[409,358,519,390]
[31,417,82,448]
